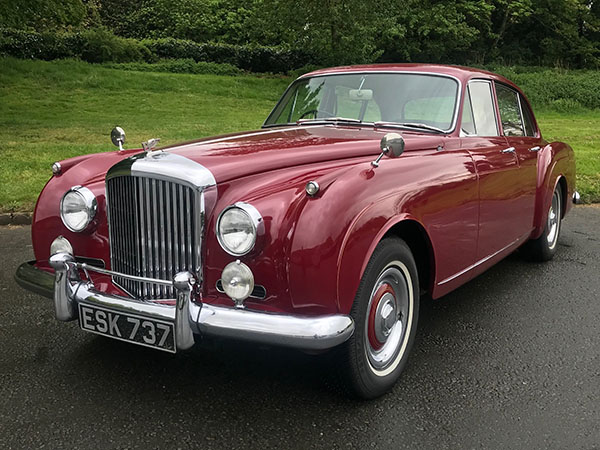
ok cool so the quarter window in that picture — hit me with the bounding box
[496,83,525,136]
[461,81,498,136]
[520,95,537,137]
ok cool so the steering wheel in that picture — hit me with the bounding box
[298,109,335,120]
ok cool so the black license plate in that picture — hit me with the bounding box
[78,303,176,353]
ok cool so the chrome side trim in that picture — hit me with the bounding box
[22,255,354,351]
[438,237,522,286]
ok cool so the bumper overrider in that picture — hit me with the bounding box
[15,253,355,352]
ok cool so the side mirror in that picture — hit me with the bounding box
[380,132,405,158]
[372,133,405,167]
[111,126,126,151]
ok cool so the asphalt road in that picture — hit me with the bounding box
[1,207,599,450]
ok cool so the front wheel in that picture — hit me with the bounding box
[522,183,563,261]
[334,237,420,399]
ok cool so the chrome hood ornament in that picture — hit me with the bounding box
[142,138,161,151]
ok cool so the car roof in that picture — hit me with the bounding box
[301,63,521,92]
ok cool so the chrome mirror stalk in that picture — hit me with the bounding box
[110,126,126,151]
[372,132,405,168]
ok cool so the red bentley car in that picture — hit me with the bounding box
[16,64,577,399]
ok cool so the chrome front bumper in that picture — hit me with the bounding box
[15,254,355,351]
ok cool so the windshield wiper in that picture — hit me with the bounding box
[374,121,446,134]
[297,117,362,125]
[262,117,363,128]
[262,122,295,128]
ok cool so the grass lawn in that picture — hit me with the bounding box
[535,111,600,204]
[0,58,289,212]
[0,57,598,212]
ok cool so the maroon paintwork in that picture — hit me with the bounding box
[30,64,576,315]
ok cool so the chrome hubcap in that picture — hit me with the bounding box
[374,293,397,343]
[365,265,411,373]
[547,190,560,249]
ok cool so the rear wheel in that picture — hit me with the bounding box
[335,237,419,399]
[523,183,563,261]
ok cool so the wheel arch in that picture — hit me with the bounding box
[557,175,568,219]
[383,220,435,297]
[337,215,436,314]
[531,141,575,239]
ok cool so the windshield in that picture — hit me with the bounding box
[264,73,459,132]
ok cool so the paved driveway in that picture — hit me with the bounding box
[1,206,598,449]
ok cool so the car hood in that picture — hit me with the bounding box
[162,125,444,183]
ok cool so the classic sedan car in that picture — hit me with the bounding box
[16,64,578,399]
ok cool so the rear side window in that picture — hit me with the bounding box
[520,95,537,136]
[461,81,498,136]
[496,83,525,136]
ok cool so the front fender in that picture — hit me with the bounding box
[288,145,478,314]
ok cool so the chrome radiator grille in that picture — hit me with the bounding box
[106,176,200,300]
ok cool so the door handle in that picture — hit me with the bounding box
[501,147,516,154]
[529,146,541,152]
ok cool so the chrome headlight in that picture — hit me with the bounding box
[60,186,97,232]
[216,202,263,256]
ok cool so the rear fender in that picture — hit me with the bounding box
[531,142,574,239]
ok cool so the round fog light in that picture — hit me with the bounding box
[221,260,254,307]
[50,236,73,255]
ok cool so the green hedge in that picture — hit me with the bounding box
[143,38,311,73]
[0,28,312,73]
[0,28,151,63]
[493,67,600,111]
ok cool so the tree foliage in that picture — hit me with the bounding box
[1,0,599,68]
[0,0,86,30]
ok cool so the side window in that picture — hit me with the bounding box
[461,89,476,135]
[520,95,537,137]
[495,83,524,136]
[462,81,498,136]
